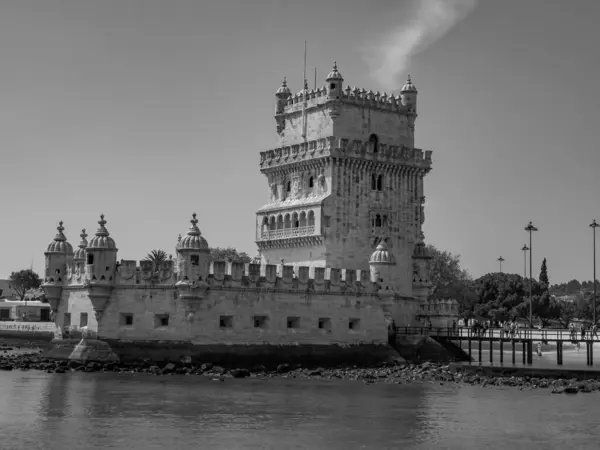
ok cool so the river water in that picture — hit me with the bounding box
[1,371,599,449]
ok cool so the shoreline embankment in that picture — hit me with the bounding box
[2,338,600,394]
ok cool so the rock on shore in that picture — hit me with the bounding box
[1,344,599,394]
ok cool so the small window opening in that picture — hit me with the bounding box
[308,176,314,188]
[318,318,332,332]
[121,314,133,326]
[80,313,88,327]
[377,174,383,191]
[253,315,268,328]
[369,134,379,154]
[55,269,60,275]
[330,83,336,90]
[349,318,361,330]
[287,317,300,329]
[375,214,382,227]
[154,314,169,328]
[371,174,377,190]
[190,255,199,266]
[87,254,94,265]
[286,181,291,193]
[220,315,233,328]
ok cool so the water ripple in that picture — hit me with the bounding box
[1,371,600,449]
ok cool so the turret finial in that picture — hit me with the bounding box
[95,214,109,237]
[54,221,67,242]
[333,61,337,70]
[407,73,412,84]
[188,213,201,235]
[79,228,88,247]
[282,76,287,86]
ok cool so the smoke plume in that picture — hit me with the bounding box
[365,0,478,90]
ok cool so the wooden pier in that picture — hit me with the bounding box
[395,327,599,366]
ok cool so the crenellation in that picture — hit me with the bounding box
[260,136,432,172]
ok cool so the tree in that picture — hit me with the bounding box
[426,245,471,288]
[9,269,42,300]
[539,258,549,289]
[144,249,168,272]
[210,247,253,264]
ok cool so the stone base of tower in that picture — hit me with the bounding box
[42,338,404,368]
[43,338,120,363]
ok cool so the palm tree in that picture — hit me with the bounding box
[144,249,167,272]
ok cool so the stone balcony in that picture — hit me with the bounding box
[259,225,316,241]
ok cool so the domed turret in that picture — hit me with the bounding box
[325,61,343,99]
[369,241,396,265]
[44,221,73,282]
[73,229,88,261]
[46,221,73,254]
[180,213,209,250]
[369,240,398,290]
[176,213,211,283]
[275,77,292,115]
[400,74,418,111]
[412,232,432,284]
[88,214,117,250]
[85,214,118,283]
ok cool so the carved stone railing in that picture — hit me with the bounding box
[260,225,315,241]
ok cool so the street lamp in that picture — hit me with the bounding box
[590,220,599,325]
[521,245,529,280]
[497,256,505,273]
[524,222,538,328]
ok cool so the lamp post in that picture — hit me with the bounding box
[497,256,505,273]
[524,222,538,328]
[590,220,599,325]
[521,245,529,280]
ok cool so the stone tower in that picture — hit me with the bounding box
[256,63,432,295]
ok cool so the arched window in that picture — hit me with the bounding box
[269,216,276,230]
[308,176,314,188]
[371,173,377,190]
[286,181,291,193]
[292,212,299,228]
[277,214,283,229]
[307,210,315,226]
[377,174,383,191]
[299,211,307,227]
[262,217,269,227]
[369,134,379,154]
[375,214,382,227]
[284,213,291,229]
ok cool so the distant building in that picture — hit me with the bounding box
[0,280,17,299]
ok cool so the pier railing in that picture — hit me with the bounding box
[396,327,600,342]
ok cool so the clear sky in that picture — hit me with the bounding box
[1,0,599,285]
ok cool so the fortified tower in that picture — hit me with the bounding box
[256,63,432,295]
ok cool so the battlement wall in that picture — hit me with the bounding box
[55,258,418,298]
[283,86,412,114]
[260,137,432,171]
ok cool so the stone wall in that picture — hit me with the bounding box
[90,288,389,345]
[334,104,413,148]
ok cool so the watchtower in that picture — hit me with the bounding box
[256,63,432,294]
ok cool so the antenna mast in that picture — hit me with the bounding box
[314,67,317,90]
[301,41,307,140]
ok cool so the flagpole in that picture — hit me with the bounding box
[302,41,307,140]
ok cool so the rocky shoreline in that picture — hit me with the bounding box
[1,343,600,394]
